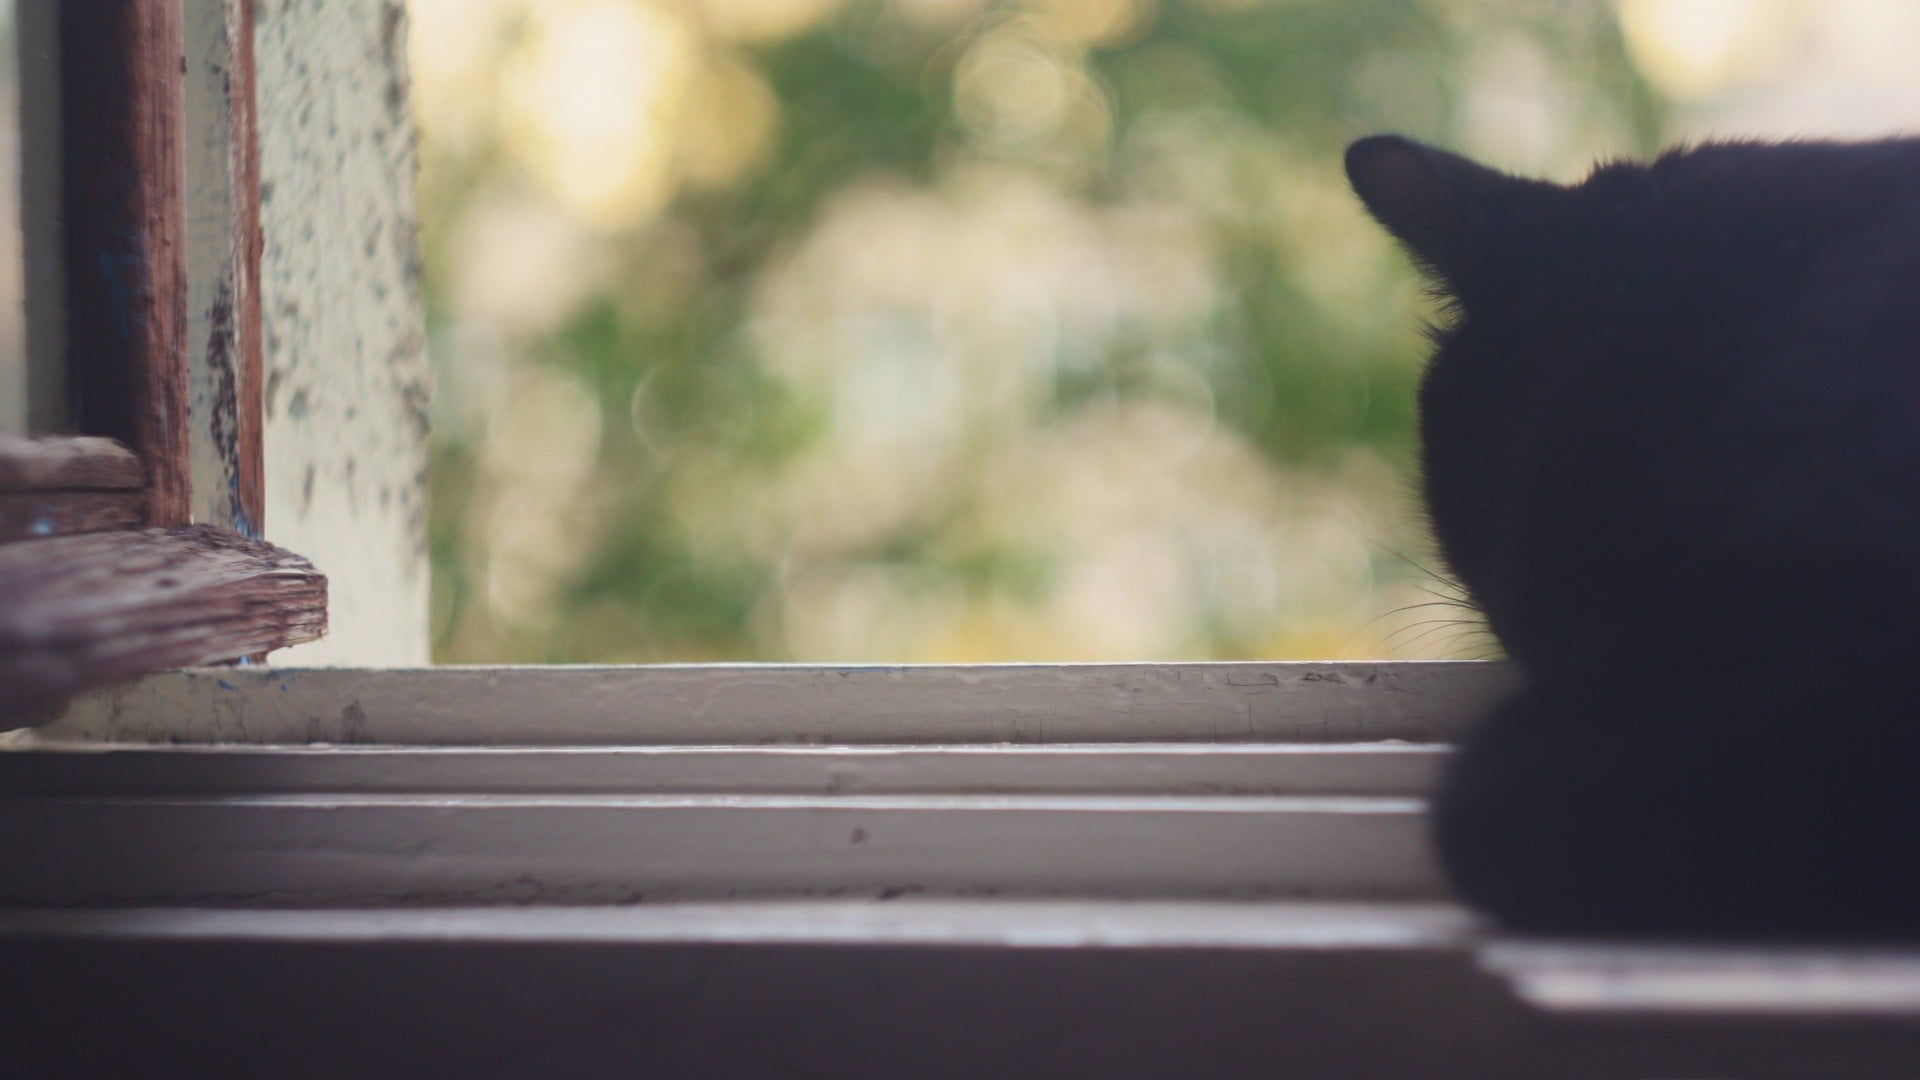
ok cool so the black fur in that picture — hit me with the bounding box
[1346,134,1920,938]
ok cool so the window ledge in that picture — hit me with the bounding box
[4,900,1919,1077]
[10,660,1919,1076]
[26,659,1515,746]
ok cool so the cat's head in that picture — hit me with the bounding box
[1343,136,1649,653]
[1343,134,1920,668]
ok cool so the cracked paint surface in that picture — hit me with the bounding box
[256,0,428,664]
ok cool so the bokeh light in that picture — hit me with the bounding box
[411,0,1913,663]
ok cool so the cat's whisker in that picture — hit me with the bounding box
[1437,625,1490,649]
[1382,616,1478,636]
[1411,579,1474,606]
[1374,545,1477,605]
[1379,617,1469,644]
[1386,618,1480,651]
[1358,600,1473,633]
[1375,545,1468,593]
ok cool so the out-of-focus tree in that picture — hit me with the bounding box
[412,0,1664,663]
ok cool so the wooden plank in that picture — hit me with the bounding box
[0,434,144,490]
[0,491,145,540]
[184,0,264,537]
[59,0,190,525]
[0,524,326,726]
[0,793,1437,905]
[39,661,1518,746]
[228,0,265,533]
[0,743,1447,798]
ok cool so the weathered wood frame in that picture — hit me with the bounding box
[0,434,145,540]
[0,5,322,725]
[58,0,192,525]
[55,0,266,531]
[184,0,265,537]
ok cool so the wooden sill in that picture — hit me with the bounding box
[0,429,325,724]
[0,433,146,541]
[0,524,326,725]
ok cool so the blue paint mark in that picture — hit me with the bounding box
[231,475,259,539]
[31,518,52,535]
[217,678,239,691]
[97,252,143,341]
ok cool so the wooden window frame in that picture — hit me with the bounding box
[57,0,263,530]
[0,0,322,727]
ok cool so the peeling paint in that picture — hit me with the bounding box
[255,0,428,665]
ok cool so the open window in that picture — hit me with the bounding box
[5,4,1920,1078]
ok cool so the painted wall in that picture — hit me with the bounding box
[256,0,429,664]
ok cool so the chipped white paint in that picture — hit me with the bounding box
[182,0,255,532]
[36,661,1517,745]
[255,0,427,663]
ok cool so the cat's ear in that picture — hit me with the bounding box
[1345,135,1514,282]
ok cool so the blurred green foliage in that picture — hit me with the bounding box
[413,0,1664,663]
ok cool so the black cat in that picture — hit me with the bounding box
[1346,134,1920,938]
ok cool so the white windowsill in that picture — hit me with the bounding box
[20,659,1519,746]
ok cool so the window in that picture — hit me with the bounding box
[6,5,1920,1077]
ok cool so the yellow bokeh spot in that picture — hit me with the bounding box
[690,0,848,42]
[677,55,782,190]
[408,0,521,149]
[954,20,1113,168]
[501,0,697,231]
[1614,0,1800,101]
[1026,0,1155,48]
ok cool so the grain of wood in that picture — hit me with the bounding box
[0,491,146,540]
[0,435,145,491]
[59,1,191,525]
[0,524,326,725]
